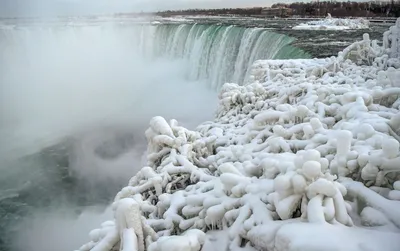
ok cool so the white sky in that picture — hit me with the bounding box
[0,0,293,17]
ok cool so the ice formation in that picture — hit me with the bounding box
[293,14,370,30]
[77,19,400,251]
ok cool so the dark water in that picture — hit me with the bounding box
[0,128,145,250]
[287,25,388,58]
[187,16,391,58]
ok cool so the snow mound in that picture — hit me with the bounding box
[77,19,400,251]
[293,13,370,30]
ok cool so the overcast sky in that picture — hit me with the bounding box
[0,0,294,17]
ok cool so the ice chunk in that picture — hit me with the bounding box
[293,14,369,31]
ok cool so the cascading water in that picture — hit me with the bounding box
[151,24,310,89]
[0,22,309,158]
[0,19,308,251]
[0,23,308,94]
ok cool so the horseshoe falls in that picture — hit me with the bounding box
[0,23,309,158]
[150,24,309,88]
[0,20,308,251]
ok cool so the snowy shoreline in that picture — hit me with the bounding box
[77,19,400,251]
[293,14,370,30]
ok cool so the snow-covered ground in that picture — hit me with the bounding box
[293,14,370,30]
[77,19,400,251]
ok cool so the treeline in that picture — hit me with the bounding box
[157,7,263,17]
[272,1,400,17]
[156,1,400,17]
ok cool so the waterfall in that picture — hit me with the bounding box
[1,23,309,91]
[0,21,310,160]
[151,24,310,89]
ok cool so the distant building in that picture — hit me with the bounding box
[261,7,292,18]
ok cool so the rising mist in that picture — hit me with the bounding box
[0,19,217,251]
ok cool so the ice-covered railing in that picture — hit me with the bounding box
[77,19,400,251]
[293,13,370,30]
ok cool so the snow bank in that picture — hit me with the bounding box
[77,18,400,251]
[248,221,400,251]
[293,14,370,30]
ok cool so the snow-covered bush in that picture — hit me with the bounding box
[268,149,352,226]
[78,18,400,251]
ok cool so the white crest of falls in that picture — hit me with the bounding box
[0,23,308,91]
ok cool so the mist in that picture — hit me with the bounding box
[0,22,217,159]
[0,20,217,251]
[0,0,289,17]
[13,206,114,251]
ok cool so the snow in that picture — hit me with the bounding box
[248,221,400,251]
[148,229,205,251]
[293,14,370,31]
[77,18,400,251]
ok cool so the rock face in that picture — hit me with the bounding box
[77,18,400,251]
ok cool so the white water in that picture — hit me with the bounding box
[151,24,309,88]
